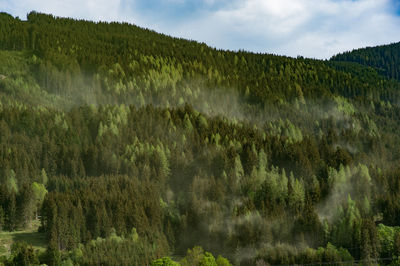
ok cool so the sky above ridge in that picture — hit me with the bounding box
[1,0,400,59]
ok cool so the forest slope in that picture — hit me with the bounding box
[331,41,400,81]
[0,11,400,265]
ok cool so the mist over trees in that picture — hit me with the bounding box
[0,11,400,265]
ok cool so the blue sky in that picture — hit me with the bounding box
[1,0,400,59]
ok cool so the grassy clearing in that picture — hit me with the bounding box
[0,220,46,257]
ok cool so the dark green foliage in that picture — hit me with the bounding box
[66,234,158,266]
[3,241,40,266]
[41,175,168,253]
[151,246,231,266]
[332,42,400,81]
[256,243,354,265]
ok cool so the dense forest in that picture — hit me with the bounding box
[331,42,400,82]
[1,11,400,265]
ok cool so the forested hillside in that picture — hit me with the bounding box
[331,42,400,81]
[1,11,400,265]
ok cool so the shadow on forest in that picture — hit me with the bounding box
[12,231,46,249]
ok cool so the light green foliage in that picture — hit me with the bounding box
[265,166,288,201]
[152,252,231,266]
[327,165,349,198]
[334,95,355,116]
[331,196,362,247]
[233,155,244,187]
[259,242,353,265]
[97,104,130,138]
[130,227,139,242]
[184,113,193,132]
[155,145,170,179]
[60,258,74,266]
[144,56,183,93]
[0,51,67,108]
[137,91,146,107]
[378,224,400,256]
[254,151,267,187]
[31,182,47,218]
[6,169,18,193]
[258,149,268,172]
[215,256,231,266]
[361,196,371,215]
[181,246,207,266]
[122,139,171,182]
[317,243,353,266]
[180,246,230,266]
[288,174,305,211]
[108,63,126,82]
[211,133,221,147]
[362,114,380,137]
[69,244,84,263]
[152,257,180,266]
[109,122,119,136]
[326,164,372,213]
[54,113,69,130]
[109,228,123,243]
[197,114,208,129]
[267,119,303,143]
[40,168,48,186]
[97,121,106,138]
[344,196,361,229]
[178,97,185,106]
[355,164,372,198]
[199,252,217,266]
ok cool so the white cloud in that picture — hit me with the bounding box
[1,0,400,58]
[215,0,309,36]
[162,0,400,58]
[1,0,139,23]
